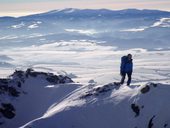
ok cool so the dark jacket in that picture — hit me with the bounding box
[120,56,133,73]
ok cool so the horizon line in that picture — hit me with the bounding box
[0,8,170,18]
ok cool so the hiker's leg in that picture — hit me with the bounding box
[127,72,132,85]
[120,72,126,84]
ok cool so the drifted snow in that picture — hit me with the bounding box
[11,22,25,29]
[120,27,148,32]
[28,24,39,29]
[151,18,170,28]
[65,29,98,35]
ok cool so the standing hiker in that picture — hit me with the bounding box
[120,54,133,86]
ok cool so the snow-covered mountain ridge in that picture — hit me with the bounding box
[1,69,170,128]
[0,68,75,128]
[22,82,170,128]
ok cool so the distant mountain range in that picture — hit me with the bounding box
[35,8,170,18]
[1,8,170,20]
[0,8,170,50]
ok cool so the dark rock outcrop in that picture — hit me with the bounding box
[164,123,168,127]
[0,103,15,119]
[80,83,118,99]
[148,115,155,128]
[8,86,20,97]
[0,68,74,126]
[141,85,150,94]
[131,103,140,117]
[140,83,158,94]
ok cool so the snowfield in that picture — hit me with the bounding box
[0,8,170,128]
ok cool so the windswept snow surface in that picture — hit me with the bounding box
[21,82,170,128]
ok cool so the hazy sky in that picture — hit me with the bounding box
[0,0,170,17]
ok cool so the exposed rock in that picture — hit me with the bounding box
[0,85,8,94]
[164,123,168,127]
[46,75,59,83]
[8,86,20,97]
[141,85,150,94]
[0,121,4,125]
[148,115,155,128]
[25,68,34,76]
[46,75,73,84]
[28,71,48,78]
[150,83,158,88]
[131,103,140,117]
[140,83,158,94]
[15,70,24,78]
[0,79,9,84]
[0,103,15,119]
[80,83,117,99]
[11,70,25,83]
[17,81,22,88]
[80,93,93,99]
[20,68,74,84]
[0,86,21,98]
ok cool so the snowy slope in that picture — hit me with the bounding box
[0,69,77,128]
[2,69,170,128]
[21,82,170,128]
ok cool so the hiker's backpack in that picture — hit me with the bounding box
[120,56,128,72]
